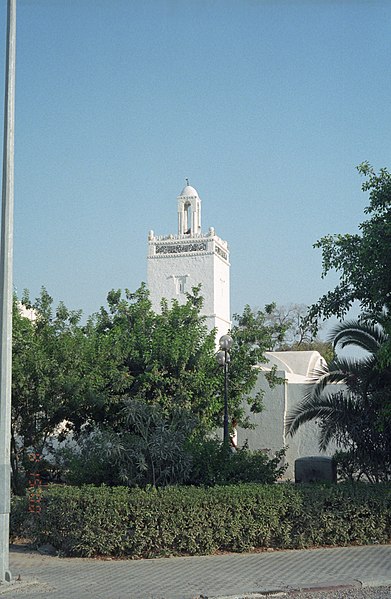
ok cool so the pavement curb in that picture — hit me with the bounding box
[212,594,286,599]
[284,578,391,596]
[0,578,40,595]
[7,544,391,599]
[359,578,391,588]
[286,583,361,596]
[212,579,369,599]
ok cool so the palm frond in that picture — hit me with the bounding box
[286,316,390,471]
[286,389,343,435]
[329,319,387,354]
[286,390,360,450]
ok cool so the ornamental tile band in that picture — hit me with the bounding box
[215,245,228,261]
[156,241,208,254]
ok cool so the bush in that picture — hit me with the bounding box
[53,402,196,488]
[286,484,390,548]
[11,482,391,558]
[53,430,287,489]
[9,495,29,540]
[334,449,391,483]
[187,437,287,485]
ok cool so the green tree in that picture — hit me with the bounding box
[87,285,220,430]
[309,163,391,365]
[53,288,287,488]
[286,320,391,481]
[12,283,287,490]
[228,304,287,419]
[11,289,94,494]
[88,287,285,432]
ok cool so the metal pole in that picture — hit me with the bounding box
[223,353,229,444]
[0,0,16,584]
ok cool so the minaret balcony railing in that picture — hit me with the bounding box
[148,231,229,261]
[153,232,205,241]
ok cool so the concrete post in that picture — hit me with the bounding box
[0,0,16,584]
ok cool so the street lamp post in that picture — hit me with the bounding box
[216,334,233,445]
[0,0,16,584]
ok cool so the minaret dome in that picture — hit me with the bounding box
[177,180,201,236]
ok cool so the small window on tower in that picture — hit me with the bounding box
[173,275,187,294]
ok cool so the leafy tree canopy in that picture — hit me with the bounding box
[12,284,289,492]
[310,163,391,325]
[87,284,220,429]
[88,286,286,430]
[11,288,94,493]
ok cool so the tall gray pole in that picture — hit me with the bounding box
[0,0,16,584]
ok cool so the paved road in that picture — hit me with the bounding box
[0,544,390,599]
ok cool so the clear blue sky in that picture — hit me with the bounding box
[1,0,391,324]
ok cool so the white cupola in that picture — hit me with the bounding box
[177,179,201,236]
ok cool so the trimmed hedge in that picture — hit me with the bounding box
[11,482,391,558]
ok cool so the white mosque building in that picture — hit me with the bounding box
[244,351,336,479]
[147,182,334,478]
[147,182,231,342]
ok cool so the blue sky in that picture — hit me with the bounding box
[1,0,391,326]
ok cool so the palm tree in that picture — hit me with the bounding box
[286,319,391,481]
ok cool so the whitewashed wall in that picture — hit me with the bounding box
[147,233,231,342]
[239,351,338,480]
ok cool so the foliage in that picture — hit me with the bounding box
[11,289,95,494]
[12,284,289,493]
[187,437,287,486]
[229,304,287,415]
[86,285,221,430]
[287,483,391,549]
[298,164,391,481]
[11,482,391,557]
[121,399,196,486]
[286,320,391,481]
[268,303,312,345]
[264,303,315,346]
[9,495,29,539]
[87,287,287,432]
[333,450,369,482]
[254,302,334,362]
[309,163,391,365]
[56,417,285,489]
[53,434,120,487]
[56,400,197,488]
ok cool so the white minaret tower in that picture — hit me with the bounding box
[147,182,231,342]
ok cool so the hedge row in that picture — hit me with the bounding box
[11,482,391,558]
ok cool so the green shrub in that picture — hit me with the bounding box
[53,434,129,487]
[10,482,391,558]
[333,449,390,483]
[54,432,287,489]
[290,483,391,547]
[9,495,29,540]
[52,402,197,488]
[187,437,287,485]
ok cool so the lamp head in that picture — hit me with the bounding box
[216,350,226,366]
[219,334,233,351]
